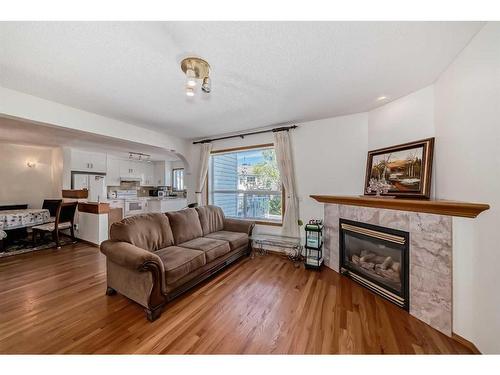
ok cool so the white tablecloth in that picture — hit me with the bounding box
[0,209,51,230]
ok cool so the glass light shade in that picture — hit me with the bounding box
[185,86,195,97]
[186,69,197,87]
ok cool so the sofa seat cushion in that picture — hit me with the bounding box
[178,237,231,263]
[166,209,204,245]
[155,246,206,285]
[204,231,248,251]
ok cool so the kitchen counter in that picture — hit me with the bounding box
[146,197,186,200]
[78,202,110,214]
[75,202,109,246]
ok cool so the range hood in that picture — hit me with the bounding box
[120,176,141,182]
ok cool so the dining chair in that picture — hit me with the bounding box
[32,201,78,249]
[42,199,63,222]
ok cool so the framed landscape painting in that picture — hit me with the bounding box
[364,138,434,199]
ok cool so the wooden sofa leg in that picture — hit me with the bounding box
[145,305,163,322]
[105,287,117,296]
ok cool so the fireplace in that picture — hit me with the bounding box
[339,219,409,310]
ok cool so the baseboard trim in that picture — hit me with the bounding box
[76,238,99,247]
[452,332,481,354]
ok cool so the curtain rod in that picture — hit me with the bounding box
[192,125,298,144]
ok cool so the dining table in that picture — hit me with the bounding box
[0,208,51,231]
[0,208,52,252]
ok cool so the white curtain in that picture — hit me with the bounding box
[273,131,299,237]
[196,143,212,206]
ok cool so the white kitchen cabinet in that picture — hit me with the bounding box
[142,163,155,186]
[132,161,145,182]
[116,159,154,185]
[153,161,172,187]
[164,162,172,186]
[119,160,132,177]
[71,149,107,173]
[118,160,141,178]
[106,157,121,186]
[153,161,165,186]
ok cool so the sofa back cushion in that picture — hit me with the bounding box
[196,205,225,236]
[110,213,174,251]
[166,208,203,245]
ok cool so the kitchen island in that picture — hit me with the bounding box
[147,197,187,213]
[75,202,110,245]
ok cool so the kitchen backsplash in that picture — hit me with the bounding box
[107,182,185,198]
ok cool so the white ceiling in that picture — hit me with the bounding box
[0,116,180,161]
[0,21,484,139]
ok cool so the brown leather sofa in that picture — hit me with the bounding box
[100,206,254,321]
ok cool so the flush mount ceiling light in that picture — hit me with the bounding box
[181,57,211,97]
[376,95,388,101]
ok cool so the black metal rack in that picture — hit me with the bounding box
[304,221,323,269]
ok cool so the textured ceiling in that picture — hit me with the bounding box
[0,21,484,139]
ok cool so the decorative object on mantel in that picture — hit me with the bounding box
[365,138,434,199]
[304,220,323,269]
[310,195,490,218]
[365,178,395,198]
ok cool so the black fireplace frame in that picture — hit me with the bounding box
[339,218,410,311]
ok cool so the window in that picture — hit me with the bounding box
[208,144,283,224]
[172,168,184,191]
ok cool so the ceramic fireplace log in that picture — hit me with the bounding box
[352,252,401,283]
[380,256,394,270]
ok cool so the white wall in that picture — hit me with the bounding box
[367,85,437,196]
[293,114,368,222]
[368,85,435,150]
[434,22,500,354]
[0,143,61,208]
[187,113,368,235]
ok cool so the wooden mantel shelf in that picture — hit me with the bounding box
[310,195,490,218]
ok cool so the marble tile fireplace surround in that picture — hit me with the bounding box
[311,195,490,337]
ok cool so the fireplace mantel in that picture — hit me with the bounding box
[310,195,489,218]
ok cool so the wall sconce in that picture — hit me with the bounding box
[26,161,36,168]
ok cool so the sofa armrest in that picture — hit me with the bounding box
[223,218,255,235]
[100,240,164,272]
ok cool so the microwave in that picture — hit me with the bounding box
[149,189,167,197]
[124,199,147,217]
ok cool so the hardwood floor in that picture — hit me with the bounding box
[0,242,473,354]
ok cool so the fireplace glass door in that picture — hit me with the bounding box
[339,219,409,310]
